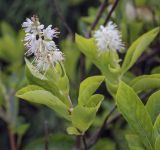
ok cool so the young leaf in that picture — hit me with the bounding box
[122,27,159,74]
[71,105,97,133]
[75,34,97,60]
[146,90,160,123]
[16,85,70,120]
[116,81,154,150]
[67,126,81,135]
[130,74,160,94]
[86,94,104,108]
[25,58,70,106]
[78,76,104,105]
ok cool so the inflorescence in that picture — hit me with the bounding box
[94,21,124,53]
[22,15,64,74]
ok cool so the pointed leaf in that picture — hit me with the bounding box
[16,85,70,120]
[86,94,104,108]
[130,74,160,94]
[78,76,104,105]
[122,27,159,73]
[71,105,97,133]
[116,82,154,149]
[146,90,160,123]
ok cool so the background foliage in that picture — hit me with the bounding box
[0,0,160,150]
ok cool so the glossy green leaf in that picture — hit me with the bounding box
[78,76,104,105]
[122,27,159,73]
[146,90,160,123]
[16,85,70,120]
[130,74,160,94]
[116,82,154,150]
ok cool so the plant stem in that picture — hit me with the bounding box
[88,105,117,149]
[7,126,17,150]
[103,0,120,26]
[44,120,49,150]
[87,0,108,38]
[82,134,88,150]
[76,136,81,150]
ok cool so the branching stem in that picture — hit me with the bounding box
[87,0,108,38]
[103,0,120,26]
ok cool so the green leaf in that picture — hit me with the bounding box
[122,27,159,74]
[125,134,145,150]
[153,115,160,139]
[78,76,104,105]
[61,38,80,81]
[25,58,70,106]
[71,105,97,133]
[91,139,116,150]
[155,136,160,150]
[86,94,104,108]
[67,126,81,135]
[129,74,160,94]
[16,123,30,136]
[16,85,70,120]
[116,81,154,150]
[146,90,160,123]
[75,34,97,60]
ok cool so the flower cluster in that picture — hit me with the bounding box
[94,21,124,53]
[22,15,63,73]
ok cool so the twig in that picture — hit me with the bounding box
[53,0,74,39]
[87,105,117,149]
[87,0,108,38]
[76,136,81,150]
[44,120,49,150]
[103,0,120,26]
[82,134,88,150]
[7,126,17,150]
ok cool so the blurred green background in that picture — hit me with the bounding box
[0,0,160,150]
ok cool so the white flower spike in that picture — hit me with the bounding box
[94,21,124,53]
[22,15,64,75]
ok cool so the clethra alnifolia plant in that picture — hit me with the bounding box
[16,14,160,150]
[16,15,104,138]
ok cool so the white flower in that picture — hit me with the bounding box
[43,40,58,51]
[34,50,64,73]
[94,21,124,52]
[22,17,44,33]
[43,25,59,40]
[52,50,64,62]
[22,18,33,33]
[22,15,64,75]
